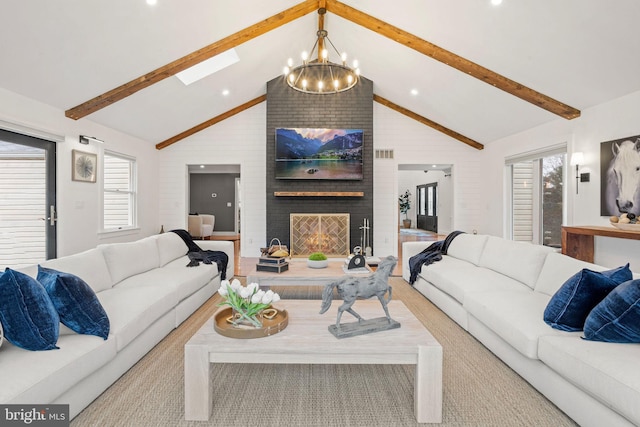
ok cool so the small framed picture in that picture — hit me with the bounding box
[72,149,97,183]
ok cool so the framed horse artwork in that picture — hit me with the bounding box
[601,135,640,217]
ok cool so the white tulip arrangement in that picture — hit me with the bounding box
[218,279,280,328]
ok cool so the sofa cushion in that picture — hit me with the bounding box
[539,335,640,426]
[0,268,59,351]
[543,264,632,332]
[446,234,488,266]
[478,237,555,289]
[37,266,110,340]
[97,285,177,351]
[0,334,116,404]
[423,257,530,304]
[116,258,216,302]
[464,290,579,359]
[41,248,113,293]
[534,252,607,297]
[100,237,160,285]
[584,279,640,343]
[154,232,188,267]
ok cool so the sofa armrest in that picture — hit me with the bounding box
[402,241,432,282]
[197,240,234,279]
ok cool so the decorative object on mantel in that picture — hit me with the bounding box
[260,238,289,258]
[283,8,360,94]
[307,252,328,269]
[399,189,412,228]
[71,149,97,183]
[217,279,281,330]
[600,135,640,217]
[320,256,400,339]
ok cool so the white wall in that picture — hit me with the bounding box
[157,104,266,257]
[482,89,640,269]
[374,104,484,256]
[0,88,159,258]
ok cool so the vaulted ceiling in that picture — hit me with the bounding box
[2,1,639,150]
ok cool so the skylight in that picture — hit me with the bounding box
[176,49,240,86]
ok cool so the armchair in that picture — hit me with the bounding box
[188,214,215,239]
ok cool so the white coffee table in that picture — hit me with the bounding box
[246,259,371,286]
[184,299,442,423]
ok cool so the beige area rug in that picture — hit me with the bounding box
[71,278,577,427]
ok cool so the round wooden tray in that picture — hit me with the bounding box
[213,307,288,339]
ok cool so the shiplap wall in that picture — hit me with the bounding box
[0,157,46,267]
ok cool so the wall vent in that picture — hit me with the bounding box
[375,149,394,159]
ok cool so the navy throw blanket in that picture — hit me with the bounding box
[170,229,229,280]
[408,230,465,285]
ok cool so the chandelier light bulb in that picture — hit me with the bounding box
[283,66,290,76]
[355,68,361,76]
[341,52,347,64]
[321,49,328,61]
[333,79,339,89]
[302,79,308,89]
[317,81,324,91]
[287,58,293,67]
[352,59,359,69]
[301,51,308,62]
[347,75,354,84]
[288,73,295,83]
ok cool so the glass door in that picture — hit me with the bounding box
[417,183,438,232]
[0,129,56,267]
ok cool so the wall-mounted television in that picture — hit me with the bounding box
[275,128,363,180]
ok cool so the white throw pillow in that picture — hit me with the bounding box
[41,248,113,293]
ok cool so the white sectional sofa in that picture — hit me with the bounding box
[403,234,640,427]
[0,232,233,419]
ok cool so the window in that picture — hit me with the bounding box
[103,151,136,230]
[506,145,566,247]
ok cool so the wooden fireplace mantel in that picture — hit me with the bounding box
[561,225,640,263]
[274,191,364,197]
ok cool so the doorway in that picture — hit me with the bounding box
[188,165,240,234]
[0,129,56,267]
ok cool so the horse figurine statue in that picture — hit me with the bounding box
[604,138,640,216]
[319,255,399,337]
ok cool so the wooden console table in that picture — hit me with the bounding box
[561,225,640,263]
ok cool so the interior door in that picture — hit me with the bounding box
[0,129,56,267]
[417,183,438,232]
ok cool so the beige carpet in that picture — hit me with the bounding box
[71,278,577,427]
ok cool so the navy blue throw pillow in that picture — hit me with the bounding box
[0,268,59,351]
[37,266,110,340]
[543,264,632,332]
[584,279,640,343]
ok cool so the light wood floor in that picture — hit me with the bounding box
[235,228,443,277]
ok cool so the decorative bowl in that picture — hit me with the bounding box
[307,259,328,269]
[611,222,640,231]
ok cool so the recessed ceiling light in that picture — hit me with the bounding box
[491,0,502,5]
[432,164,437,168]
[199,165,205,169]
[146,0,157,5]
[176,49,240,85]
[222,89,230,96]
[411,89,419,96]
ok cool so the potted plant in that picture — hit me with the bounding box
[399,189,412,228]
[307,252,328,269]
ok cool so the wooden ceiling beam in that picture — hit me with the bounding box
[374,95,484,150]
[155,95,266,150]
[65,0,318,120]
[327,0,581,120]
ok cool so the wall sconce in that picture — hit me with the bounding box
[79,135,104,145]
[570,152,590,194]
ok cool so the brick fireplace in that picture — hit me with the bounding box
[265,76,374,253]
